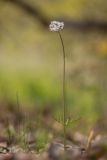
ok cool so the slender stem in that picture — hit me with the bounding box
[16,92,20,139]
[58,31,66,151]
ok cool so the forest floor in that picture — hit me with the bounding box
[0,103,106,160]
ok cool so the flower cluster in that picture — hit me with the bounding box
[49,21,64,31]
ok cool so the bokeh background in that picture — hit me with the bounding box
[0,0,107,133]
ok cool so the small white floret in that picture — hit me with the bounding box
[49,21,64,31]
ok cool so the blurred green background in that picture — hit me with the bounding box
[0,0,107,131]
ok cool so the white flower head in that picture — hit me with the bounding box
[49,21,64,31]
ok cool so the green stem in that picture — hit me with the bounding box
[58,31,66,151]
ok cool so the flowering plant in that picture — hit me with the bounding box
[49,21,67,151]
